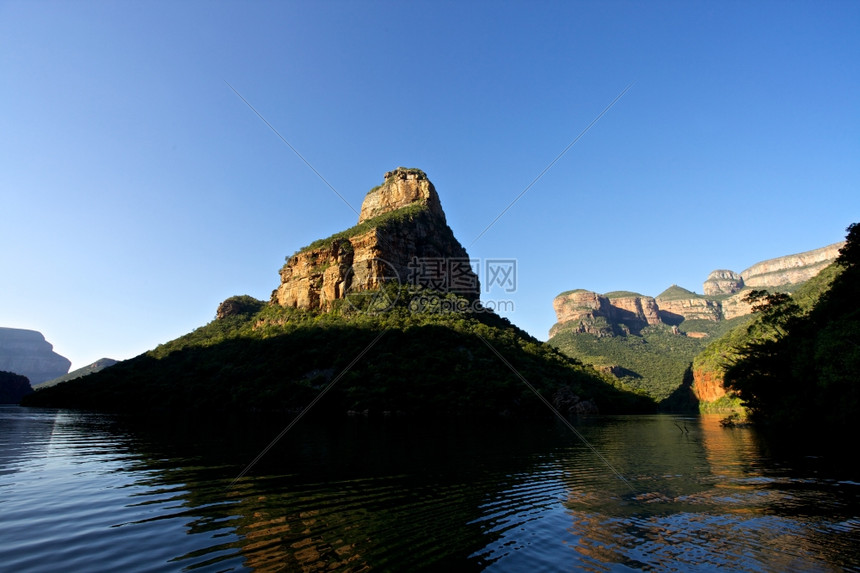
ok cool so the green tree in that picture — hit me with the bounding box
[724,223,860,444]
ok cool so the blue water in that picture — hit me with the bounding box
[1,405,858,571]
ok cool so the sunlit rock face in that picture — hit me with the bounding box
[358,167,445,224]
[273,168,479,311]
[0,327,71,385]
[549,291,661,337]
[703,270,744,296]
[740,243,844,288]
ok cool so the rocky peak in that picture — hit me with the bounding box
[703,270,744,296]
[358,167,445,224]
[273,169,478,311]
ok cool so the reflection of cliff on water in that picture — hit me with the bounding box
[553,415,860,572]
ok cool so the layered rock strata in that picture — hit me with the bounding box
[549,291,660,337]
[273,168,479,310]
[740,242,844,288]
[552,241,844,337]
[703,270,744,296]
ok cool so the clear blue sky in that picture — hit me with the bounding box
[2,1,858,370]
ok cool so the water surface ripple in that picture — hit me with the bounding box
[1,406,858,571]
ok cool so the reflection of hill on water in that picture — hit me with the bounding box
[556,415,860,572]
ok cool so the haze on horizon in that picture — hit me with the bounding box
[1,1,857,370]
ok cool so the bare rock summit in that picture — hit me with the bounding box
[272,168,479,311]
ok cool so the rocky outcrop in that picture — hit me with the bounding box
[358,168,445,223]
[273,168,479,311]
[607,294,662,326]
[720,291,755,320]
[216,296,265,319]
[703,270,744,296]
[550,290,614,336]
[549,290,660,336]
[0,371,33,404]
[552,242,844,337]
[740,242,844,288]
[655,297,722,322]
[691,368,726,403]
[0,328,71,385]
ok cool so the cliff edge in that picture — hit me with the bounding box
[273,167,479,311]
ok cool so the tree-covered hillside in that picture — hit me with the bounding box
[693,262,843,397]
[24,288,651,418]
[549,318,747,403]
[724,223,860,441]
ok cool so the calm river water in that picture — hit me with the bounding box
[1,405,858,572]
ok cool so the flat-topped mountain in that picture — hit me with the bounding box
[0,328,71,385]
[551,242,845,338]
[703,242,844,295]
[548,241,845,405]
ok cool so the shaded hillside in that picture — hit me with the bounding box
[549,318,747,403]
[0,371,32,404]
[24,288,649,417]
[692,262,842,407]
[33,358,118,389]
[24,169,650,418]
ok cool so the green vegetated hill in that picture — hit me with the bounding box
[33,358,118,389]
[24,288,649,417]
[549,318,748,404]
[720,224,859,443]
[693,262,843,395]
[547,241,845,409]
[24,168,651,419]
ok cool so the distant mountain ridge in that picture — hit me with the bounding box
[550,242,845,338]
[0,327,71,385]
[33,358,118,389]
[548,241,844,405]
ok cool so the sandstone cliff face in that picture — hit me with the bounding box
[655,297,722,322]
[550,290,614,337]
[720,291,755,320]
[273,168,479,311]
[0,328,71,385]
[549,291,661,337]
[358,168,445,223]
[608,294,661,326]
[703,270,744,296]
[550,241,844,408]
[691,368,726,403]
[740,242,844,288]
